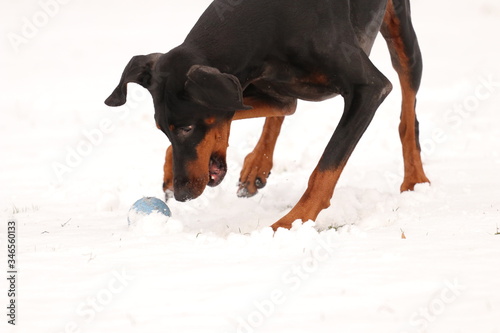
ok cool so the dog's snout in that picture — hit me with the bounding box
[173,176,207,202]
[174,189,193,202]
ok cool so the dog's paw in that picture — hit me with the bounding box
[237,176,268,198]
[237,150,272,198]
[400,174,430,192]
[164,189,175,201]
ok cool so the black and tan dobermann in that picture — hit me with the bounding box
[105,0,430,230]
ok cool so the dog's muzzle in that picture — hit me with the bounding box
[173,154,227,202]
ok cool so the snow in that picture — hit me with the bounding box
[1,0,500,332]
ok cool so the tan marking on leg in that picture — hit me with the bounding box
[233,97,296,120]
[163,145,174,192]
[234,97,295,196]
[399,80,430,192]
[384,1,430,192]
[239,116,284,196]
[271,167,343,231]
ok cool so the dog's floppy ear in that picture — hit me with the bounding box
[185,65,252,111]
[105,53,162,107]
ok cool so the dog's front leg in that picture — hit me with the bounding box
[237,116,285,197]
[234,97,296,197]
[271,64,393,231]
[162,145,174,200]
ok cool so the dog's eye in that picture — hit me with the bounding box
[178,125,194,135]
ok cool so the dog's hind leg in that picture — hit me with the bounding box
[381,0,430,191]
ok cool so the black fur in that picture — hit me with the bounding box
[105,0,424,206]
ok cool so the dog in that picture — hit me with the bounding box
[105,0,430,230]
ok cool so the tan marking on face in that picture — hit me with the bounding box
[180,119,232,196]
[204,116,216,125]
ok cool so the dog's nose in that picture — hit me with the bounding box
[173,177,206,202]
[173,181,195,202]
[174,190,192,202]
[174,186,195,202]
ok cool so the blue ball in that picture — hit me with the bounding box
[128,197,171,226]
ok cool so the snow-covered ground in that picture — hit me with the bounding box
[1,0,500,332]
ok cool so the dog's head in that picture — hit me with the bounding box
[105,52,251,201]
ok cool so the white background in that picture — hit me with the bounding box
[1,0,500,332]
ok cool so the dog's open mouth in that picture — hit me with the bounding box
[208,154,227,187]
